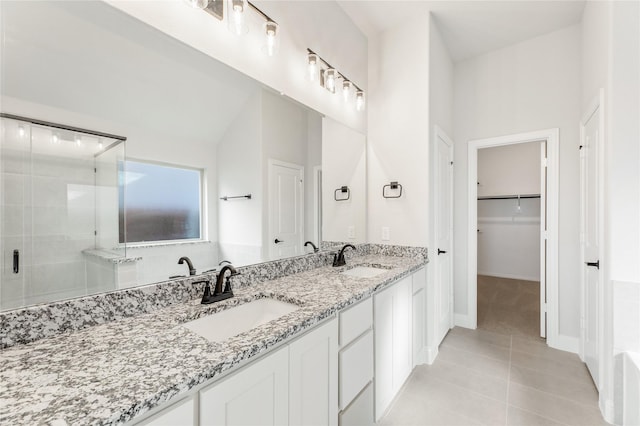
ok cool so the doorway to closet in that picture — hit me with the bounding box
[467,129,560,346]
[476,142,543,339]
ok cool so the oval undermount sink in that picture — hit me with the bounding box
[181,298,299,343]
[341,266,389,278]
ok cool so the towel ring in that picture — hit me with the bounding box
[334,186,350,201]
[383,181,403,199]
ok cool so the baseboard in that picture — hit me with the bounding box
[477,271,540,282]
[600,397,615,424]
[454,313,475,329]
[425,346,438,365]
[548,333,579,354]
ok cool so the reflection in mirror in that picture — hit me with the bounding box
[0,1,364,311]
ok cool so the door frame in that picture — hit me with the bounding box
[579,89,605,386]
[467,129,560,347]
[267,159,304,260]
[434,125,455,334]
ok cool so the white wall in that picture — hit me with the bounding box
[477,142,542,197]
[322,117,366,243]
[305,112,322,247]
[453,25,582,338]
[105,0,368,134]
[368,14,431,246]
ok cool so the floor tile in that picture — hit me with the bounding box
[441,332,511,362]
[508,382,608,426]
[510,350,594,386]
[437,344,511,380]
[448,325,512,348]
[509,365,599,406]
[507,405,567,426]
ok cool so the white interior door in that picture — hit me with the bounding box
[435,129,454,341]
[581,99,602,389]
[268,160,304,261]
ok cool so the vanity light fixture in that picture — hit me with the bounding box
[262,21,279,57]
[356,90,366,111]
[342,80,352,102]
[184,0,208,9]
[307,48,366,112]
[308,53,318,81]
[324,68,337,93]
[228,0,248,35]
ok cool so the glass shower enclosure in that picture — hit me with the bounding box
[0,114,125,310]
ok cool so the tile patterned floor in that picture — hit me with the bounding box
[380,327,607,426]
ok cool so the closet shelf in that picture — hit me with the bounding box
[477,193,540,200]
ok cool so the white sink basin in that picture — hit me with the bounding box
[181,298,299,343]
[341,266,389,278]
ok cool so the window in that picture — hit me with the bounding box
[119,160,202,244]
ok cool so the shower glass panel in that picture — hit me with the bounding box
[0,116,125,311]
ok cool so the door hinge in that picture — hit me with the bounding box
[94,167,97,173]
[542,158,548,167]
[450,161,453,166]
[542,303,547,312]
[542,231,548,240]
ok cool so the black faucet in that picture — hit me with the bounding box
[201,264,238,304]
[219,260,232,266]
[178,256,196,276]
[304,241,319,253]
[333,244,356,267]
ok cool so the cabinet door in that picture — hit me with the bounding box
[392,276,413,387]
[374,284,394,419]
[289,318,338,426]
[137,396,195,426]
[200,346,288,426]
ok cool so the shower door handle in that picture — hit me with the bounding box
[13,249,19,273]
[438,248,447,255]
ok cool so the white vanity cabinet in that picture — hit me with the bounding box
[338,298,374,426]
[200,346,289,426]
[199,317,338,426]
[289,318,338,426]
[374,274,414,420]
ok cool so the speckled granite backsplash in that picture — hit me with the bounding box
[0,244,426,349]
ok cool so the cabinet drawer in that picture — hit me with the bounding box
[339,330,373,409]
[412,267,426,294]
[339,383,374,426]
[339,297,372,346]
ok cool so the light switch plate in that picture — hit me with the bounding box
[381,227,390,241]
[348,226,356,239]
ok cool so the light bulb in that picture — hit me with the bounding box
[342,81,352,102]
[325,68,336,93]
[51,134,59,144]
[308,53,318,82]
[262,21,279,56]
[18,125,25,138]
[98,141,103,150]
[184,0,208,9]
[228,0,248,35]
[356,90,365,111]
[75,135,82,147]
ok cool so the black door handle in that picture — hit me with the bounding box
[274,238,284,244]
[586,260,600,269]
[13,249,19,273]
[438,248,447,255]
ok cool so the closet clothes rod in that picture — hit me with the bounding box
[477,194,541,200]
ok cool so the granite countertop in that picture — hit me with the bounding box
[0,254,426,425]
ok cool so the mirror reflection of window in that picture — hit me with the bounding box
[119,160,203,244]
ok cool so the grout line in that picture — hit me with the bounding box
[507,405,571,426]
[505,334,512,425]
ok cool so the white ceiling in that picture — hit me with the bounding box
[337,1,586,62]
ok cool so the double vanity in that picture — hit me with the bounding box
[0,246,429,425]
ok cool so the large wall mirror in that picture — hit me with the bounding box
[0,1,366,311]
